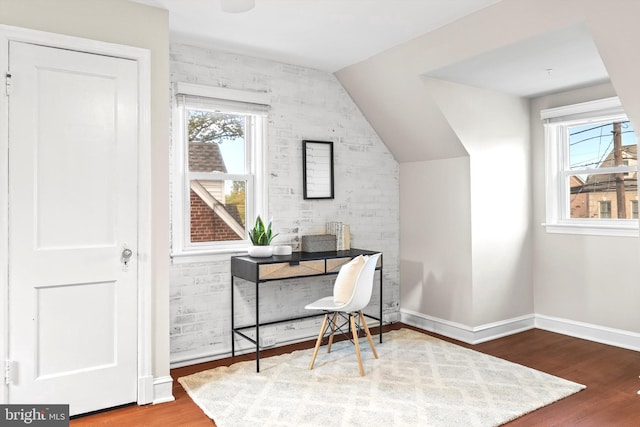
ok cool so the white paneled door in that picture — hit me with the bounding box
[7,41,138,415]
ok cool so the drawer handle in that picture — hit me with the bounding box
[289,261,300,266]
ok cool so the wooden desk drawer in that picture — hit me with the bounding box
[326,255,382,273]
[326,257,353,273]
[259,260,325,280]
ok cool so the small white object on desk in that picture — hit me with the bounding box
[273,245,292,256]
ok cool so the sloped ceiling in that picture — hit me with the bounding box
[130,0,640,164]
[336,0,640,163]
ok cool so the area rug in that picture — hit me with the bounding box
[178,329,585,427]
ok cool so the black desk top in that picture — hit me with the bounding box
[231,248,381,282]
[232,248,379,265]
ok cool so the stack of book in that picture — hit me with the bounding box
[326,221,350,250]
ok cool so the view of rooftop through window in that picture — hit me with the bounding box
[188,109,248,242]
[568,120,638,219]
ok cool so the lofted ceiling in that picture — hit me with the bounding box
[131,0,609,98]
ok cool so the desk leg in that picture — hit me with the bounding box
[255,280,260,372]
[231,276,235,357]
[379,268,383,344]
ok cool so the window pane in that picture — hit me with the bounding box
[189,179,246,243]
[599,201,611,218]
[569,172,638,219]
[187,110,246,173]
[569,120,637,171]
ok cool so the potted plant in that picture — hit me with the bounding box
[247,215,278,257]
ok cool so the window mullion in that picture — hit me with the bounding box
[570,166,638,175]
[189,172,250,181]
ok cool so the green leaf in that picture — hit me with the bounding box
[249,215,278,245]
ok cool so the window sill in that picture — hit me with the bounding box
[543,222,639,237]
[171,246,249,264]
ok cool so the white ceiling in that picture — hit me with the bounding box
[130,0,501,72]
[131,0,609,97]
[425,23,610,97]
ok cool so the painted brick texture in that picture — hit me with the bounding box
[169,42,400,366]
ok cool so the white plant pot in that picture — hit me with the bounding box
[248,245,273,257]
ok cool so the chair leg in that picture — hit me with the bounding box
[351,314,365,376]
[359,311,378,359]
[309,314,329,370]
[327,312,338,353]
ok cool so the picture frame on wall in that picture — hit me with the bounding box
[302,140,334,199]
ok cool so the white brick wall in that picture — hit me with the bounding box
[169,42,399,366]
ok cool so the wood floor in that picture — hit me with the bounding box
[71,323,640,426]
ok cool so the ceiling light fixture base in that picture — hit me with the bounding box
[221,0,255,13]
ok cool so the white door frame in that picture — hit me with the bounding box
[0,25,153,405]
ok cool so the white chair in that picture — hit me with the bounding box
[304,253,382,376]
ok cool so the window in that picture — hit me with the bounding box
[172,83,270,256]
[542,97,638,236]
[599,201,612,219]
[632,200,639,219]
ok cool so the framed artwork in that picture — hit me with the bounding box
[302,140,334,199]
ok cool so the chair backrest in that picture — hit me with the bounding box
[340,253,381,313]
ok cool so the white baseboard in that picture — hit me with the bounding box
[152,376,175,405]
[400,309,535,344]
[169,312,640,370]
[400,309,640,351]
[535,314,640,352]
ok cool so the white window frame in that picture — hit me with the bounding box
[171,83,270,258]
[541,96,639,237]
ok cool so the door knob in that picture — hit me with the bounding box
[121,247,133,272]
[121,248,133,262]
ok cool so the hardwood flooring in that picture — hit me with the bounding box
[71,323,640,426]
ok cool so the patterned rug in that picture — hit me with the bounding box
[178,329,585,427]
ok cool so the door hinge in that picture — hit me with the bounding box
[5,73,12,96]
[5,360,15,385]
